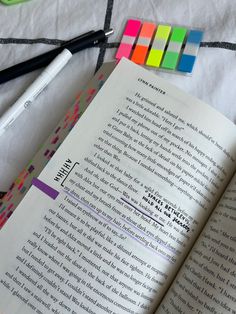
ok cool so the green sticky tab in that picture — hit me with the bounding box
[0,206,6,214]
[146,50,163,67]
[0,0,30,4]
[170,27,187,42]
[161,51,179,69]
[156,25,171,39]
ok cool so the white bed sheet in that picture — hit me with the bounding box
[0,0,235,190]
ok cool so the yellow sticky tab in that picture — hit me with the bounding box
[146,25,171,67]
[146,50,163,67]
[156,25,171,39]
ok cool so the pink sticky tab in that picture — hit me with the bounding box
[116,43,133,59]
[115,19,141,60]
[124,19,142,36]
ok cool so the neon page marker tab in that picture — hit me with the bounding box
[177,30,203,73]
[32,177,59,200]
[130,22,156,64]
[161,27,187,70]
[115,19,141,60]
[146,25,171,67]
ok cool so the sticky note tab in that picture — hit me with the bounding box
[146,25,171,67]
[115,19,142,60]
[161,27,187,70]
[178,30,203,73]
[131,22,156,64]
[170,27,187,42]
[1,0,30,4]
[187,30,204,44]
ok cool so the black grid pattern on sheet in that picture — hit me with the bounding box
[0,39,236,51]
[95,0,114,72]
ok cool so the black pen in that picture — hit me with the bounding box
[0,29,114,85]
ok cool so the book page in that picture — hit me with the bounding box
[157,173,236,314]
[0,58,236,314]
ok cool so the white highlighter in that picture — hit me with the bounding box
[0,48,72,136]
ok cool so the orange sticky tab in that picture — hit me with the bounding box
[131,22,156,64]
[131,46,149,64]
[139,22,156,37]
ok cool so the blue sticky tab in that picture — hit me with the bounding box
[178,55,196,73]
[187,30,203,44]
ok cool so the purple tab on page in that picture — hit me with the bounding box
[32,178,59,200]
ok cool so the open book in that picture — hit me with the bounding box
[0,58,235,314]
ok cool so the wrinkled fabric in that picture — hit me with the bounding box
[0,0,235,190]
